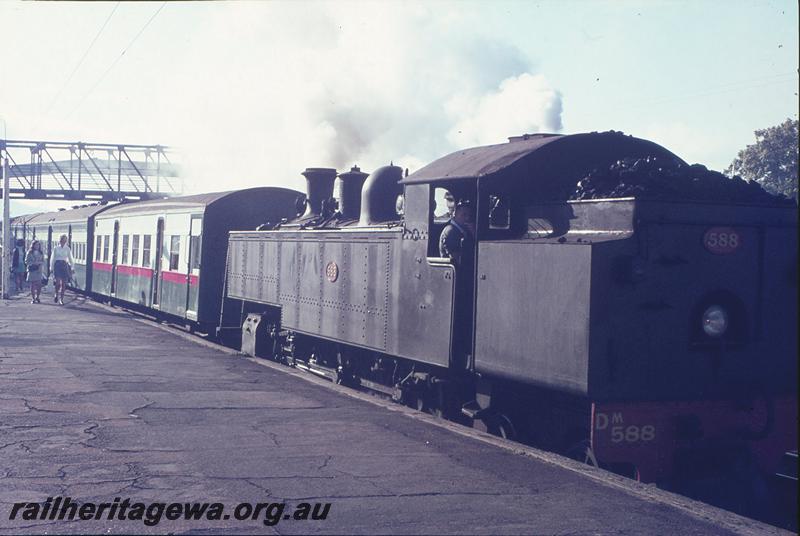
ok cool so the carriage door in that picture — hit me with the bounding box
[152,218,165,306]
[110,221,120,295]
[47,227,53,277]
[68,225,73,288]
[185,215,202,320]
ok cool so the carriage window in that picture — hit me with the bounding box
[169,235,180,271]
[142,235,151,267]
[488,194,511,230]
[102,235,110,262]
[189,235,202,271]
[95,236,102,260]
[433,187,455,223]
[131,235,140,266]
[121,235,129,265]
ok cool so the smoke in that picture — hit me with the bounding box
[2,2,564,198]
[296,6,564,173]
[447,73,563,147]
[156,2,565,192]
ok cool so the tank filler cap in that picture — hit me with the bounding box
[507,133,560,142]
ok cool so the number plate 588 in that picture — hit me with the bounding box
[704,227,741,255]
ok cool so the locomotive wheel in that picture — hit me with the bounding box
[565,439,599,468]
[412,393,434,414]
[413,391,445,418]
[488,414,517,441]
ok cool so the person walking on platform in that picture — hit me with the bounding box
[50,234,74,306]
[25,240,45,304]
[11,239,26,293]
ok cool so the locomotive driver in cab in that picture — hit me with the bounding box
[439,199,475,266]
[440,198,476,365]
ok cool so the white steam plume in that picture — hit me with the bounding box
[3,2,564,199]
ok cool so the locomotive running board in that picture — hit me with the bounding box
[292,359,396,398]
[293,360,337,382]
[357,378,395,397]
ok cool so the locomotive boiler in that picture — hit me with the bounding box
[225,131,797,513]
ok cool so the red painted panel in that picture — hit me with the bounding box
[160,270,199,287]
[591,396,798,483]
[117,265,154,278]
[94,261,198,287]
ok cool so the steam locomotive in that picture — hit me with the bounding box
[223,132,797,519]
[12,131,797,522]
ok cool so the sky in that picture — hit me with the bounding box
[1,0,797,216]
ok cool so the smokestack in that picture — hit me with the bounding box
[337,166,369,221]
[300,167,337,219]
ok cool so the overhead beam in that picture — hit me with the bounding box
[0,139,181,200]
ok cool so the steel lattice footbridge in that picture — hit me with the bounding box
[0,139,181,201]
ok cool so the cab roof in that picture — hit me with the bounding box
[402,131,684,184]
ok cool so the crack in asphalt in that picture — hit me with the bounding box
[0,368,38,375]
[244,478,274,497]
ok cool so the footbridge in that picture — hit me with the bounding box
[1,139,181,201]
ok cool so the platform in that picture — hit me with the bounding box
[0,289,788,534]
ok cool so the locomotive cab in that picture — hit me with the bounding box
[405,132,797,501]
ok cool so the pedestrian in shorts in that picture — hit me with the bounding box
[50,234,74,306]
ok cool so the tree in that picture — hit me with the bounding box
[727,118,798,200]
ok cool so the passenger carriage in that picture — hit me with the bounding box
[10,213,41,250]
[21,204,114,290]
[92,188,301,330]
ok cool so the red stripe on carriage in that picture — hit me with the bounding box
[116,265,154,278]
[161,270,199,286]
[94,262,197,286]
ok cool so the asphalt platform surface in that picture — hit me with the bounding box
[0,289,788,534]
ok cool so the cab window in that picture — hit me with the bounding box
[488,194,511,230]
[433,187,454,223]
